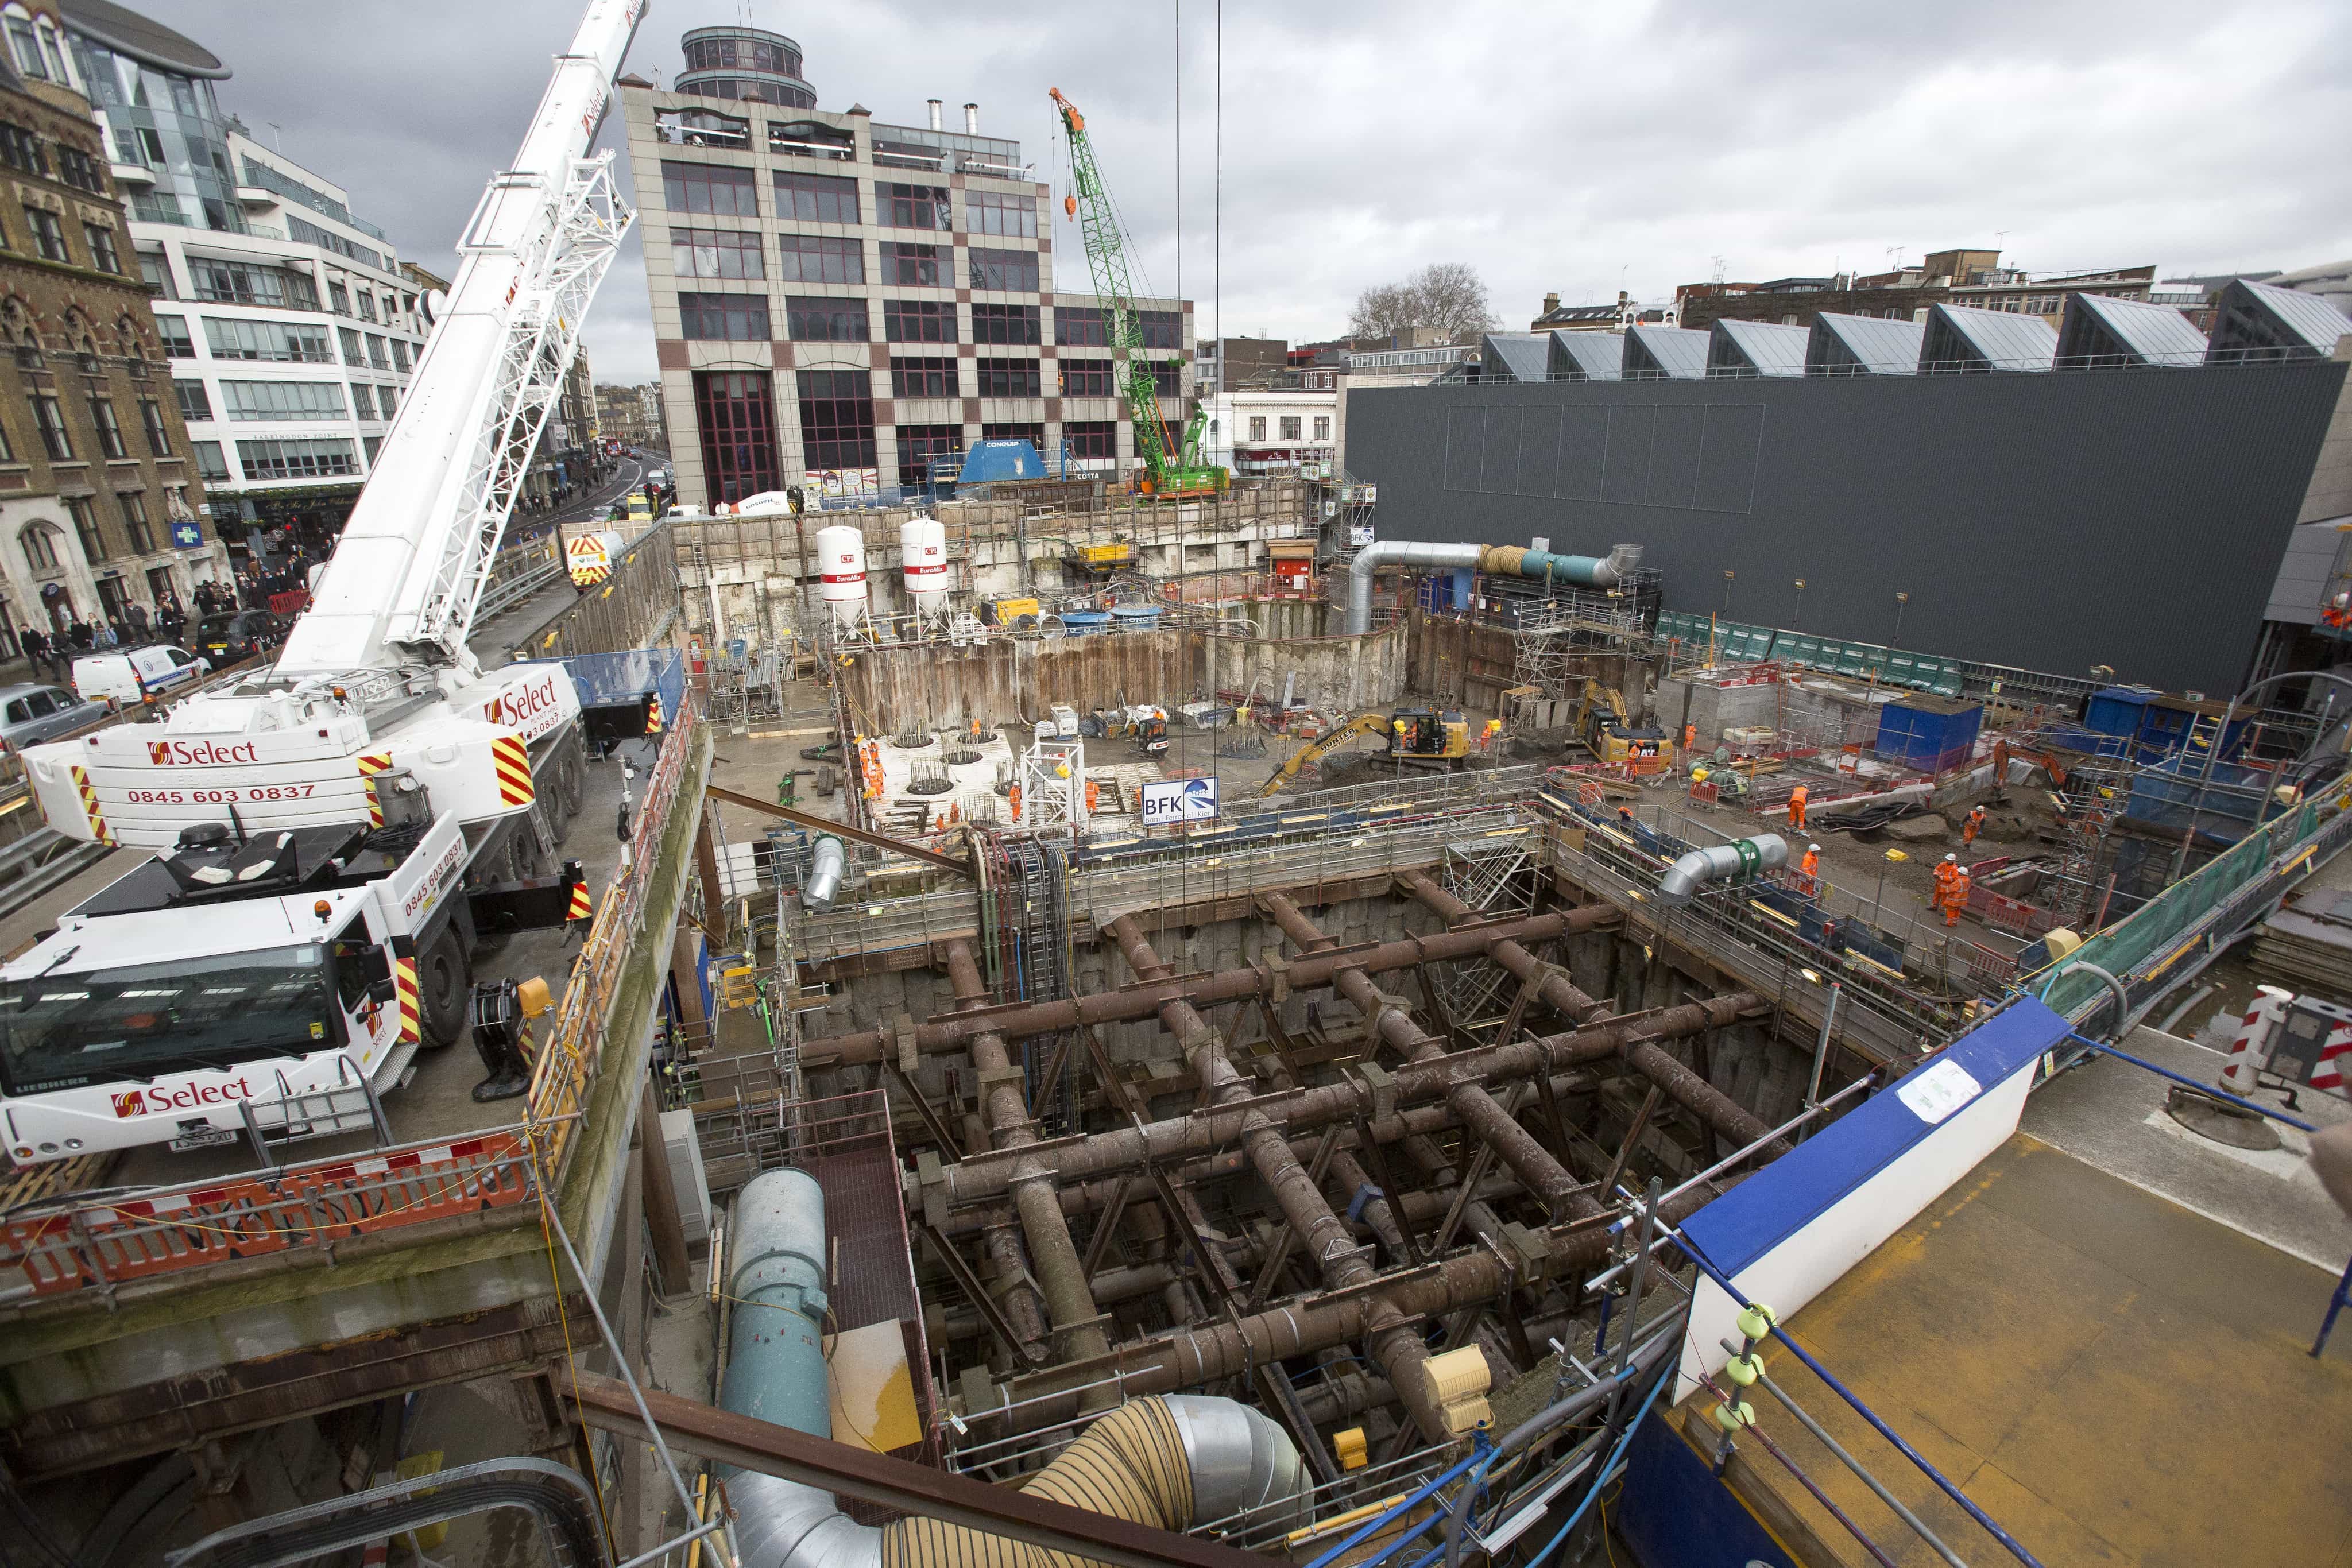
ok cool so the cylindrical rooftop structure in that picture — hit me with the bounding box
[676,25,816,109]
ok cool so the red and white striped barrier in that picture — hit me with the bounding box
[2222,985,2294,1093]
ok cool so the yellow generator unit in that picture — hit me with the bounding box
[979,595,1042,629]
[1078,540,1136,570]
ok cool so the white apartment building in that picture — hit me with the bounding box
[65,5,425,557]
[1206,381,1340,479]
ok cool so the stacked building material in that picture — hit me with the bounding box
[2250,888,2352,997]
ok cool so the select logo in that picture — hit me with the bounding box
[146,740,261,766]
[109,1078,255,1117]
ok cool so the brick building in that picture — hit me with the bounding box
[0,0,215,655]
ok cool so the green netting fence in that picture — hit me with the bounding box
[2038,799,2330,1020]
[1653,611,1966,697]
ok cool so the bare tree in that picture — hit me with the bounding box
[1348,263,1498,343]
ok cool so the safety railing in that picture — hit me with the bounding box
[527,686,705,1183]
[1,1127,549,1304]
[0,692,707,1306]
[474,532,566,622]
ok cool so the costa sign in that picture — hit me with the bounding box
[111,1076,256,1117]
[146,739,261,766]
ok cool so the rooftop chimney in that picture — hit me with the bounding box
[964,102,979,134]
[927,99,942,130]
[1542,291,1560,315]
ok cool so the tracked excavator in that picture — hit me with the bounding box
[1258,708,1469,796]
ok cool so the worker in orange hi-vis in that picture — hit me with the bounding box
[1788,783,1809,831]
[1683,722,1697,760]
[1932,853,1959,922]
[1948,863,1974,927]
[1799,843,1820,896]
[1962,804,1987,847]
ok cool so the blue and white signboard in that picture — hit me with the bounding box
[170,521,203,549]
[1140,776,1218,826]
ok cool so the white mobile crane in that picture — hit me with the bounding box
[0,0,647,1163]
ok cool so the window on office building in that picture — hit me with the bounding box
[965,191,1036,238]
[192,440,228,481]
[783,296,864,341]
[1058,359,1113,397]
[1054,305,1107,346]
[681,291,773,340]
[795,368,875,473]
[236,437,357,479]
[1149,361,1182,397]
[203,317,332,363]
[693,370,780,504]
[663,160,759,218]
[1279,416,1301,441]
[968,247,1039,293]
[1063,420,1116,460]
[773,169,857,224]
[881,182,950,231]
[154,313,193,358]
[774,234,861,285]
[975,359,1040,398]
[889,357,957,398]
[220,380,346,421]
[350,383,376,420]
[1313,415,1331,440]
[173,379,210,423]
[970,303,1039,345]
[877,242,942,287]
[1139,311,1181,350]
[672,227,764,281]
[894,423,963,490]
[1247,416,1266,442]
[885,299,954,342]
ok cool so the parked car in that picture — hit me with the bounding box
[194,610,283,665]
[71,644,211,708]
[0,682,103,752]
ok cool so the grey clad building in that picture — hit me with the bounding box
[620,25,1194,509]
[1350,281,2352,695]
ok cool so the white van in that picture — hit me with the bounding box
[71,644,210,708]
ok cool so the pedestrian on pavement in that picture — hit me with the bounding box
[126,601,148,640]
[19,624,45,677]
[66,617,91,652]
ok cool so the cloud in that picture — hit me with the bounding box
[131,0,2352,381]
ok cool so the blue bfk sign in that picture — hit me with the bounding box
[1140,776,1217,826]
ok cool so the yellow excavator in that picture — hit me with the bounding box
[1575,679,1665,767]
[1259,708,1470,796]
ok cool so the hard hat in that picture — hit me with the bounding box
[1944,853,1956,862]
[1808,844,1819,853]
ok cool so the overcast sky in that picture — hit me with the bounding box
[136,0,2352,385]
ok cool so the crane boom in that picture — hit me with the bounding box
[277,0,645,681]
[1047,89,1225,500]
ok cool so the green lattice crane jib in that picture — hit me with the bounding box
[1049,88,1227,500]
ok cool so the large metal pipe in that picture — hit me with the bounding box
[815,904,1619,1067]
[1657,835,1788,905]
[1345,541,1484,637]
[930,993,1758,1208]
[1403,872,1608,1025]
[1404,871,1789,1160]
[942,941,1111,1387]
[802,833,846,909]
[1260,892,1599,1224]
[719,1169,834,1439]
[1343,541,1644,636]
[993,1183,1724,1427]
[1108,916,1449,1443]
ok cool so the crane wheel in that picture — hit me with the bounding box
[417,926,470,1048]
